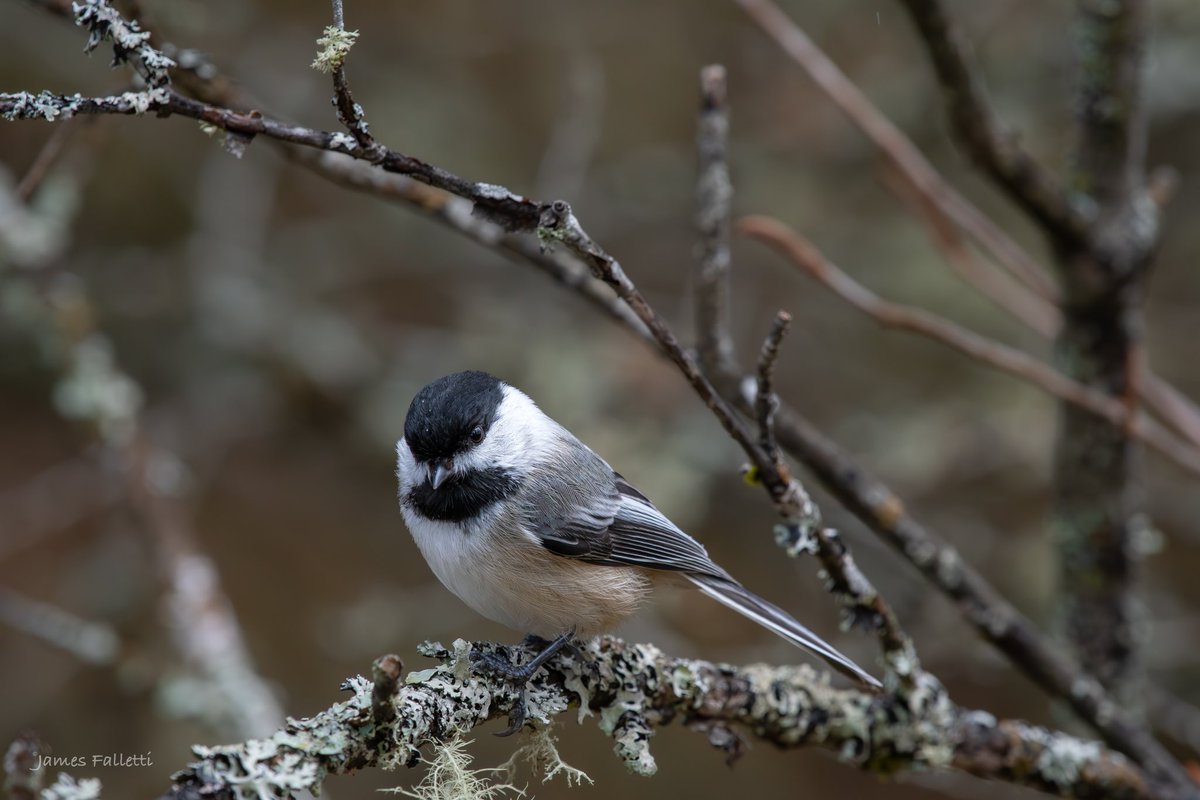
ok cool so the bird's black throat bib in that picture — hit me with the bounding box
[406,467,520,523]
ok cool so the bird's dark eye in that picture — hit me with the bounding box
[468,425,485,445]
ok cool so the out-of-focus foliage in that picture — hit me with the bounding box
[0,1,1198,797]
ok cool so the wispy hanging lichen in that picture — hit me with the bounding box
[501,726,593,788]
[383,738,524,800]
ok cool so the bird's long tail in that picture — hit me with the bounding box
[688,573,882,689]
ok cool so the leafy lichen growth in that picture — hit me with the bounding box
[311,26,359,74]
[73,0,175,88]
[40,773,102,800]
[1026,723,1104,787]
[1,91,80,122]
[328,132,358,153]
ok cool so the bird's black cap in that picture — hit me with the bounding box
[403,371,505,463]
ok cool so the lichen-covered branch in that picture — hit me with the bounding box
[736,388,1195,795]
[156,638,1156,800]
[1071,0,1149,225]
[694,64,736,375]
[1051,0,1157,712]
[315,0,382,159]
[747,312,918,686]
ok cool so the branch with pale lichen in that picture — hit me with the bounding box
[694,64,736,375]
[150,637,1156,800]
[747,312,919,689]
[314,0,380,158]
[1052,0,1156,715]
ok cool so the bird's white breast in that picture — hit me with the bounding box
[399,495,648,638]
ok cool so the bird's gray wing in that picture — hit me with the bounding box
[521,436,726,578]
[523,433,882,689]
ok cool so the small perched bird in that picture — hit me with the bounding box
[396,371,879,732]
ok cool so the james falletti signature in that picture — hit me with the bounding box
[33,753,153,770]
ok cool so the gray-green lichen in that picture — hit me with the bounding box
[774,521,818,556]
[1022,722,1105,787]
[311,26,359,74]
[183,674,373,798]
[74,0,175,87]
[1,91,85,122]
[1,1,176,123]
[328,132,358,152]
[40,773,103,800]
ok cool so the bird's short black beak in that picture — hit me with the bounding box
[430,461,453,490]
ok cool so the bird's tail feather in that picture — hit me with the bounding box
[688,574,882,689]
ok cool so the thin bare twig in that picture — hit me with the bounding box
[15,118,84,201]
[879,164,1061,339]
[1148,687,1200,759]
[893,0,1087,244]
[736,214,1200,479]
[1143,377,1200,448]
[0,452,121,563]
[537,201,786,496]
[885,165,1200,451]
[734,0,1059,301]
[754,310,790,464]
[284,148,649,340]
[0,586,120,666]
[534,51,604,199]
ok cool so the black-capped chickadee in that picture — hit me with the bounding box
[396,371,880,731]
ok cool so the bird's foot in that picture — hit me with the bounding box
[519,633,584,662]
[470,630,576,737]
